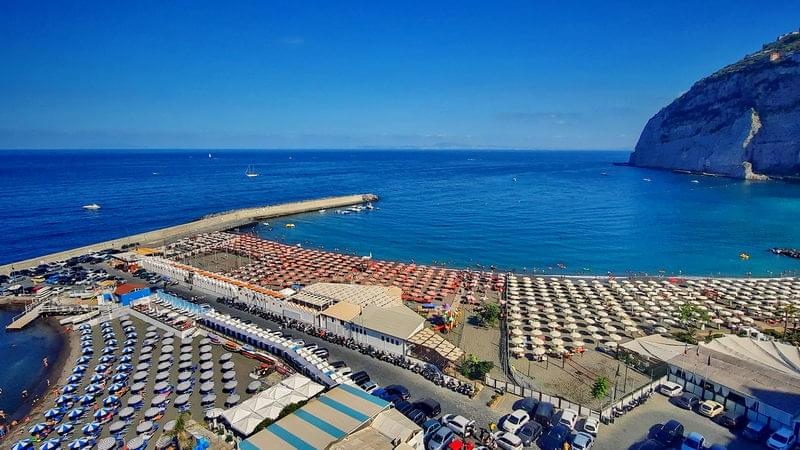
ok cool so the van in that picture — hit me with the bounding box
[533,402,555,428]
[743,420,769,441]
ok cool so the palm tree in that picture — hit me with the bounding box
[781,304,798,339]
[168,412,194,449]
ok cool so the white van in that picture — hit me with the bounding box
[659,381,683,397]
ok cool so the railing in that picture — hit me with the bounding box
[485,374,602,420]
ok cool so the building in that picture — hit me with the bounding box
[240,384,423,450]
[666,335,800,433]
[113,283,151,306]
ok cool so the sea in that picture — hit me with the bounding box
[2,148,800,417]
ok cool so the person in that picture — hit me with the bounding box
[562,441,571,450]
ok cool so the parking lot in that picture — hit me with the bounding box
[595,394,764,450]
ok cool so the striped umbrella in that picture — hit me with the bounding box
[55,422,74,435]
[82,422,102,435]
[39,439,61,450]
[11,439,33,450]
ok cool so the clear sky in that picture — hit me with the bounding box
[1,1,797,150]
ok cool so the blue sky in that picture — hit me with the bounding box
[0,1,797,150]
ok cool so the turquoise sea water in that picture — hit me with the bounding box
[0,149,799,277]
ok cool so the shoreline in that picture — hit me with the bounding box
[0,314,77,442]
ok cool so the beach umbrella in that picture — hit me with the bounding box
[201,394,216,405]
[81,422,101,436]
[93,407,113,420]
[132,371,148,382]
[143,407,161,420]
[68,438,93,450]
[85,384,102,394]
[79,394,95,406]
[111,372,128,382]
[158,354,172,363]
[118,406,135,419]
[96,437,115,450]
[39,438,61,450]
[122,347,135,354]
[176,381,192,393]
[157,361,171,372]
[153,381,169,392]
[225,394,240,406]
[95,364,110,373]
[247,381,261,393]
[222,370,236,381]
[108,382,126,394]
[126,436,146,450]
[120,355,133,363]
[223,380,237,392]
[219,353,232,362]
[108,421,126,435]
[136,421,153,434]
[179,353,192,362]
[130,382,145,393]
[76,356,91,365]
[124,339,136,346]
[89,374,105,384]
[73,365,87,373]
[135,363,149,371]
[221,361,235,371]
[66,375,82,384]
[56,395,75,407]
[66,408,85,421]
[12,439,34,450]
[140,346,153,354]
[99,355,115,364]
[55,423,74,436]
[126,394,143,406]
[178,361,193,372]
[29,423,49,435]
[103,396,120,407]
[44,408,64,420]
[155,371,170,382]
[81,348,93,355]
[151,394,168,406]
[200,361,213,371]
[174,393,190,407]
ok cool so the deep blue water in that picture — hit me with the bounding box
[0,308,63,420]
[1,149,800,277]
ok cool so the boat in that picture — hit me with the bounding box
[600,172,608,176]
[690,180,700,184]
[245,165,259,177]
[82,204,101,210]
[643,178,652,182]
[319,209,326,213]
[285,223,295,228]
[739,252,751,260]
[365,203,374,210]
[208,153,212,158]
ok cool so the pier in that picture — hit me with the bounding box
[0,193,378,274]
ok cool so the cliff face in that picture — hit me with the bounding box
[629,33,800,179]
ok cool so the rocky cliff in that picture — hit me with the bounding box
[629,32,800,179]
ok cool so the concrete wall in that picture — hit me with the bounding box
[1,194,377,274]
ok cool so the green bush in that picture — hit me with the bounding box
[460,354,494,380]
[591,376,610,400]
[479,303,501,327]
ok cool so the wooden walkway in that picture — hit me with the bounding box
[6,303,44,330]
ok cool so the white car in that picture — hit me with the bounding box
[501,409,530,433]
[572,432,594,450]
[581,417,599,436]
[659,381,683,397]
[767,427,797,450]
[426,427,454,450]
[559,408,579,430]
[440,414,475,437]
[492,431,523,450]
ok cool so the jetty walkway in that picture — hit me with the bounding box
[0,194,377,275]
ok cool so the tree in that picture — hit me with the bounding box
[591,376,610,400]
[781,304,798,338]
[677,304,709,340]
[479,303,501,327]
[168,412,194,450]
[460,354,494,380]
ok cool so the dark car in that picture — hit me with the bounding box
[516,421,543,446]
[540,424,571,450]
[514,397,538,415]
[330,361,347,369]
[533,401,556,428]
[406,409,427,425]
[635,439,666,450]
[384,384,410,401]
[413,398,441,418]
[394,400,414,415]
[717,410,746,429]
[653,419,684,447]
[672,393,700,410]
[349,371,370,385]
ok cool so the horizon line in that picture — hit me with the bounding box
[0,147,634,152]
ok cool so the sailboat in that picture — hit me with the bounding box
[208,153,212,158]
[82,204,101,210]
[245,165,259,177]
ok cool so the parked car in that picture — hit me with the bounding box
[492,431,523,450]
[540,424,571,450]
[659,381,683,397]
[672,393,700,410]
[533,401,556,428]
[571,431,595,450]
[581,417,599,436]
[681,431,705,450]
[653,419,684,447]
[635,440,666,450]
[394,400,414,415]
[406,409,427,426]
[360,381,378,393]
[717,410,746,429]
[349,370,370,385]
[426,427,454,450]
[422,418,441,438]
[514,397,538,415]
[515,421,543,447]
[558,409,579,430]
[742,420,769,441]
[384,384,410,401]
[501,410,530,433]
[440,414,475,437]
[413,398,441,418]
[767,427,797,450]
[698,400,724,418]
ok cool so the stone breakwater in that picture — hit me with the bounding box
[0,194,378,274]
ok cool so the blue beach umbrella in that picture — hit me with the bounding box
[93,408,113,419]
[12,439,34,450]
[116,363,132,372]
[81,422,101,435]
[66,374,82,384]
[61,384,78,394]
[76,356,91,364]
[89,374,105,384]
[55,422,74,435]
[85,384,102,394]
[103,395,120,407]
[124,339,136,346]
[123,326,135,333]
[101,347,114,355]
[78,323,90,330]
[108,382,126,394]
[73,365,87,373]
[111,373,128,382]
[99,355,115,363]
[55,395,75,406]
[95,364,110,373]
[79,394,95,405]
[67,438,92,450]
[44,408,64,419]
[29,423,48,435]
[122,346,134,354]
[67,408,85,421]
[80,347,93,355]
[39,438,61,450]
[105,338,118,346]
[120,355,132,363]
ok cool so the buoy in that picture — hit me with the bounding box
[739,252,751,260]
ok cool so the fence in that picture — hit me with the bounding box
[600,375,666,423]
[484,375,602,420]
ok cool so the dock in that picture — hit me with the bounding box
[6,303,45,330]
[0,193,378,274]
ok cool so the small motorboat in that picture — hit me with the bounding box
[739,252,751,260]
[643,178,652,182]
[690,180,700,183]
[82,204,101,210]
[285,223,295,228]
